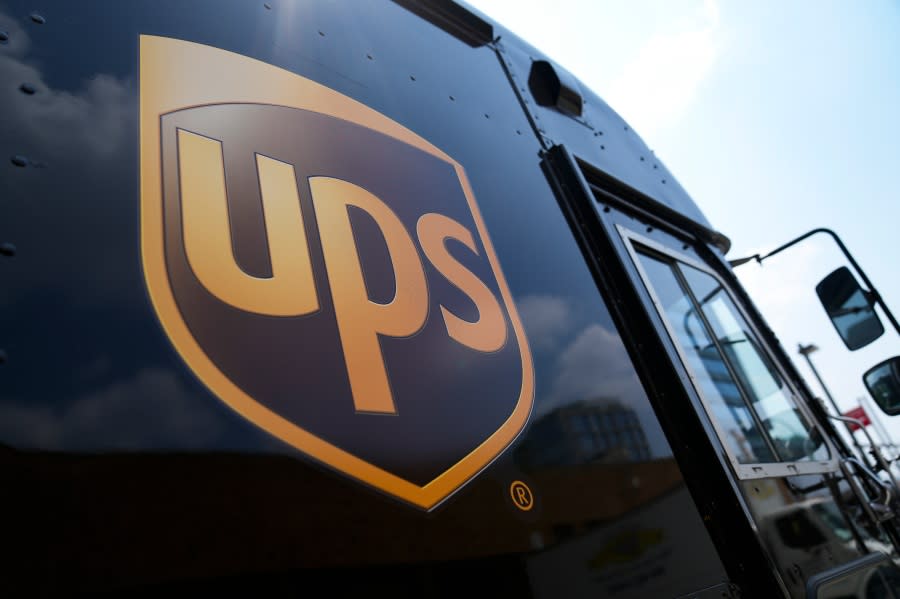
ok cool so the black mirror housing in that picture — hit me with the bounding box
[863,356,900,416]
[815,266,884,350]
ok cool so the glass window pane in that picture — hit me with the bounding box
[679,265,828,463]
[636,252,776,463]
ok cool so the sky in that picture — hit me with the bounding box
[466,0,900,450]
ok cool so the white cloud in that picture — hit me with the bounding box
[734,241,825,337]
[0,51,134,166]
[0,12,137,310]
[544,324,639,415]
[534,323,672,457]
[517,294,573,351]
[606,0,721,136]
[0,369,229,450]
[0,11,32,57]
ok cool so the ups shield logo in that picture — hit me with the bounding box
[139,37,533,509]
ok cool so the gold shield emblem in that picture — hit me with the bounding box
[139,36,533,510]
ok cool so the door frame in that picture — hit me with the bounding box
[617,224,840,480]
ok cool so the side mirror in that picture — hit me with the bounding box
[815,267,884,350]
[863,357,900,416]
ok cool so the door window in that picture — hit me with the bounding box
[625,232,830,477]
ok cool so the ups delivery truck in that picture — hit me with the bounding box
[2,1,899,597]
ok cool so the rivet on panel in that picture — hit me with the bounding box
[10,155,28,167]
[0,242,16,257]
[449,95,455,101]
[318,30,325,37]
[29,13,46,24]
[602,206,611,213]
[484,113,490,119]
[640,156,645,161]
[600,145,605,150]
[264,2,271,8]
[409,75,416,81]
[366,53,373,60]
[661,179,667,184]
[19,82,36,95]
[646,226,653,233]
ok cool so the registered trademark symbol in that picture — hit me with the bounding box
[509,480,534,511]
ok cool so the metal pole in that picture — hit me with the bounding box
[798,343,869,462]
[860,393,900,466]
[860,394,891,447]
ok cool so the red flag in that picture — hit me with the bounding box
[844,406,871,432]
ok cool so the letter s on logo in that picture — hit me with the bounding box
[417,213,507,353]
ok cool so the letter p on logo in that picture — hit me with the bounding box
[140,36,533,510]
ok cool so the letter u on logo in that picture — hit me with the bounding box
[177,130,319,317]
[140,36,533,510]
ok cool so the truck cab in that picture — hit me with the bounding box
[1,1,897,596]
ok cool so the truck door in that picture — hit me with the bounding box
[541,146,899,598]
[0,2,740,596]
[620,226,831,475]
[623,224,900,597]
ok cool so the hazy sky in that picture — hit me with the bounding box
[466,0,900,447]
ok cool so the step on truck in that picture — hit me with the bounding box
[2,1,900,597]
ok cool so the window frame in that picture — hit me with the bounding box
[618,225,839,480]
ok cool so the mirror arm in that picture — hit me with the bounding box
[734,228,900,337]
[727,254,761,267]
